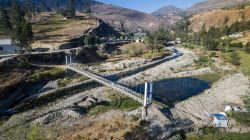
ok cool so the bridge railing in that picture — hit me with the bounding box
[68,63,144,104]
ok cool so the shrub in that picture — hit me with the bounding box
[230,51,241,65]
[122,43,146,57]
[199,56,210,63]
[139,120,151,128]
[229,112,250,126]
[245,42,250,53]
[84,34,98,46]
[210,52,217,57]
[30,68,64,82]
[229,42,244,48]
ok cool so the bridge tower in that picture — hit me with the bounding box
[65,52,73,72]
[142,82,153,120]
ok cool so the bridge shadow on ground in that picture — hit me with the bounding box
[149,77,210,108]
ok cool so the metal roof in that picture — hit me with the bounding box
[211,114,228,120]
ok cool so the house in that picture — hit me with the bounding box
[229,33,243,38]
[175,38,181,44]
[210,113,228,128]
[0,39,20,54]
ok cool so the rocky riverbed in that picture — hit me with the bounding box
[171,73,250,130]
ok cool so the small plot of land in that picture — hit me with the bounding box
[237,30,250,43]
[186,132,250,140]
[32,14,97,49]
[220,50,250,77]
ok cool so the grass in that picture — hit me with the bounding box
[219,49,250,127]
[120,43,170,59]
[182,43,204,49]
[186,133,250,140]
[142,49,167,58]
[194,55,214,68]
[88,92,141,116]
[193,72,227,84]
[57,76,88,88]
[29,68,64,82]
[220,50,250,77]
[32,14,96,43]
[228,112,250,126]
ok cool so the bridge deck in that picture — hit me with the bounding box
[68,64,144,104]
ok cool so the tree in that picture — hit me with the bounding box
[40,0,47,12]
[24,0,35,20]
[224,15,229,25]
[239,11,246,20]
[9,0,24,46]
[119,18,125,33]
[245,42,250,53]
[83,0,92,15]
[0,9,11,34]
[19,22,33,51]
[84,34,96,45]
[9,0,33,52]
[230,51,241,65]
[55,0,60,9]
[66,0,75,17]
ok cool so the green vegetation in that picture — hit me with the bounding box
[9,0,33,51]
[66,0,75,18]
[230,51,241,65]
[0,123,59,140]
[228,112,250,126]
[57,76,88,88]
[139,120,151,128]
[176,15,250,51]
[122,43,170,58]
[193,73,226,84]
[26,125,47,140]
[182,43,203,49]
[187,132,250,140]
[220,51,250,77]
[245,42,250,53]
[84,34,99,46]
[30,68,64,82]
[108,94,141,110]
[88,92,141,116]
[184,127,250,140]
[0,9,11,35]
[194,55,213,67]
[142,49,166,58]
[144,30,174,50]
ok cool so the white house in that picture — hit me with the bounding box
[210,113,228,128]
[175,38,181,44]
[0,39,20,54]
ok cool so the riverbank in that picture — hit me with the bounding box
[171,73,250,132]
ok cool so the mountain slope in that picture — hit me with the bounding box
[188,0,250,13]
[152,5,186,25]
[13,0,165,31]
[92,3,165,31]
[189,8,250,32]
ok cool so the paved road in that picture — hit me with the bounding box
[0,41,131,59]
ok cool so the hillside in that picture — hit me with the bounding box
[92,3,165,31]
[189,8,250,32]
[152,5,186,25]
[11,0,165,31]
[188,0,250,13]
[151,0,250,26]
